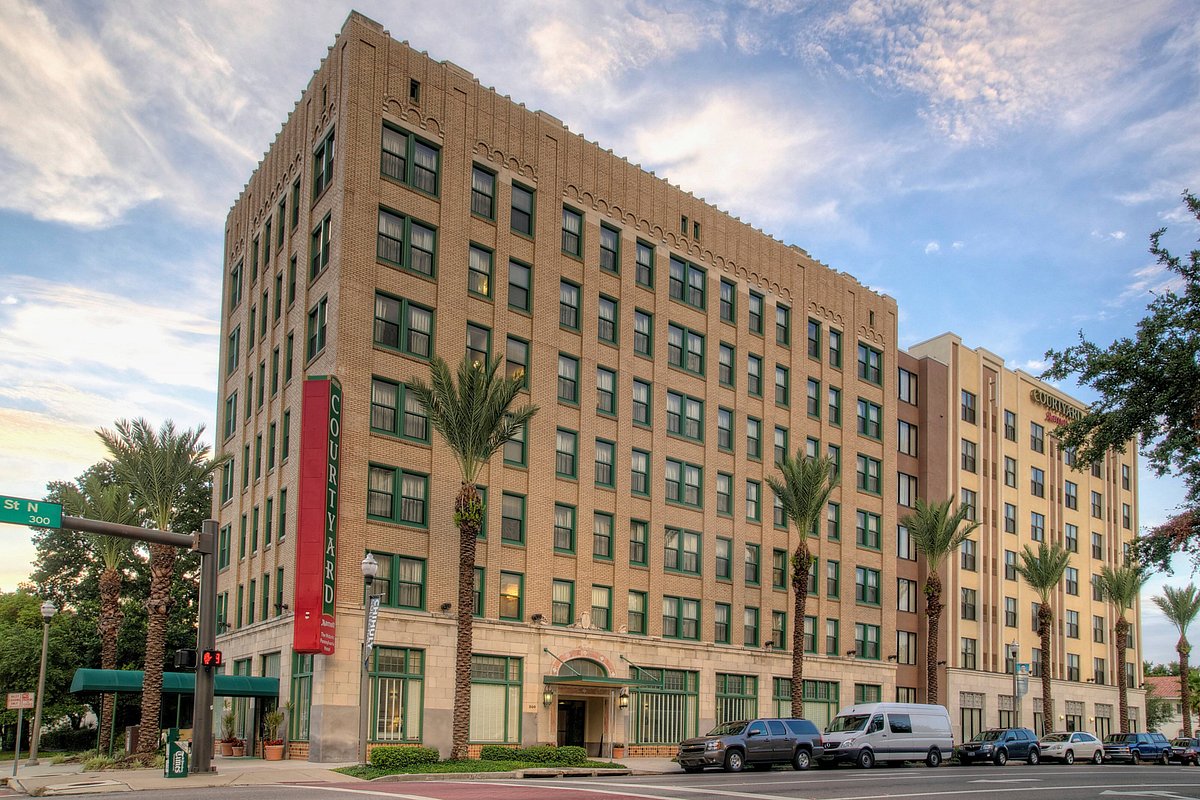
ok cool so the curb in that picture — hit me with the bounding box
[369,768,633,782]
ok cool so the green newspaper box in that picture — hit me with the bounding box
[165,728,189,778]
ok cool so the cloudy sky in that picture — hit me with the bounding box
[1,0,1196,664]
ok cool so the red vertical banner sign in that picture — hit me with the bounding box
[293,376,342,654]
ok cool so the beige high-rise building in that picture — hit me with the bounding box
[210,12,1141,762]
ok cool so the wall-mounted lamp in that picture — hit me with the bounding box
[531,613,545,623]
[936,660,947,666]
[1085,677,1095,683]
[274,602,290,614]
[619,688,629,709]
[543,687,554,707]
[440,602,453,613]
[846,649,857,658]
[886,654,898,663]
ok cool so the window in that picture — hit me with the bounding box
[774,426,789,466]
[856,399,882,438]
[504,494,528,544]
[898,368,917,404]
[1094,657,1107,685]
[505,425,526,471]
[369,553,426,610]
[226,327,241,376]
[594,440,614,488]
[898,420,917,456]
[898,473,918,508]
[1031,511,1045,542]
[228,259,244,310]
[597,295,618,344]
[716,537,732,581]
[1066,609,1079,638]
[1065,566,1079,595]
[1031,422,1045,453]
[635,240,654,286]
[374,293,433,358]
[1122,463,1131,490]
[561,206,583,256]
[630,520,648,566]
[773,612,787,650]
[380,125,439,194]
[665,459,702,507]
[748,291,763,334]
[306,296,327,360]
[630,449,650,495]
[1092,532,1104,560]
[1067,653,1080,682]
[961,588,977,620]
[856,454,882,494]
[775,366,790,406]
[552,580,574,625]
[591,586,612,630]
[312,128,335,198]
[668,255,706,309]
[1094,615,1106,643]
[855,623,880,659]
[506,336,529,388]
[1123,503,1132,529]
[376,209,436,278]
[828,387,843,425]
[855,567,880,605]
[628,590,647,634]
[821,559,839,598]
[718,343,735,386]
[716,473,733,516]
[370,378,428,442]
[466,322,490,366]
[897,631,917,665]
[961,539,977,571]
[1004,503,1017,533]
[828,328,843,367]
[772,549,789,590]
[961,390,977,423]
[599,225,620,273]
[557,353,579,403]
[223,392,237,439]
[747,353,763,395]
[776,304,790,345]
[961,488,977,521]
[746,416,762,459]
[961,439,977,472]
[368,647,423,743]
[367,466,428,527]
[470,654,521,743]
[807,319,821,359]
[511,183,534,237]
[632,379,651,426]
[857,343,882,384]
[667,323,705,375]
[467,244,492,298]
[555,429,577,478]
[663,596,700,640]
[1091,491,1103,518]
[897,578,916,612]
[508,259,531,313]
[1000,596,1017,627]
[720,279,736,322]
[1004,457,1017,487]
[1031,467,1045,497]
[664,528,700,574]
[745,543,761,584]
[1004,410,1017,441]
[666,391,703,441]
[856,510,881,549]
[473,568,484,617]
[1065,523,1078,553]
[559,280,580,329]
[743,607,760,647]
[897,523,914,559]
[961,638,977,670]
[471,165,495,218]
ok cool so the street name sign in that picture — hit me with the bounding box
[0,496,62,528]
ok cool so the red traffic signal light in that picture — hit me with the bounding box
[201,649,223,668]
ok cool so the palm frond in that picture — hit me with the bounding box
[765,451,839,540]
[1014,543,1073,604]
[899,497,981,572]
[1098,564,1148,618]
[1153,584,1200,634]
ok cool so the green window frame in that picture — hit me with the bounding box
[855,566,881,606]
[774,425,789,466]
[367,552,426,610]
[553,503,576,553]
[719,279,736,323]
[748,290,764,334]
[807,378,821,419]
[594,439,615,488]
[744,543,761,585]
[368,647,424,742]
[635,240,655,287]
[473,567,484,617]
[557,353,580,404]
[507,259,531,313]
[226,326,240,375]
[775,364,790,406]
[471,165,496,219]
[664,459,702,508]
[633,309,653,356]
[857,343,882,384]
[631,668,698,744]
[747,353,763,396]
[825,620,840,656]
[593,512,613,560]
[718,342,735,387]
[855,624,881,660]
[717,408,733,452]
[666,322,705,376]
[746,416,762,460]
[829,328,843,367]
[828,386,842,425]
[290,653,314,741]
[503,426,526,467]
[668,255,706,310]
[468,244,493,298]
[807,319,821,359]
[373,292,434,359]
[370,377,429,442]
[281,410,290,463]
[663,596,700,640]
[598,294,619,344]
[505,335,529,388]
[628,590,647,634]
[377,207,437,278]
[630,449,650,496]
[248,577,256,624]
[630,520,648,566]
[499,572,523,620]
[500,492,525,544]
[309,214,331,279]
[715,602,731,643]
[715,536,732,581]
[312,128,334,199]
[856,454,882,494]
[599,224,620,274]
[306,295,327,361]
[228,259,243,310]
[776,304,790,346]
[856,510,881,550]
[278,487,287,541]
[596,366,617,416]
[857,398,883,439]
[591,585,612,630]
[264,497,274,545]
[561,206,583,257]
[219,462,234,504]
[744,606,760,647]
[218,524,231,570]
[511,183,535,237]
[745,479,761,522]
[470,654,522,744]
[559,279,581,330]
[367,464,429,528]
[632,378,651,426]
[664,527,701,574]
[552,579,575,625]
[555,428,578,479]
[772,549,788,590]
[666,390,704,442]
[802,615,816,653]
[380,123,440,195]
[826,560,840,598]
[715,674,758,725]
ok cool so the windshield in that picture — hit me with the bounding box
[826,714,870,733]
[1041,733,1069,743]
[1105,734,1135,743]
[972,730,1004,742]
[706,721,747,736]
[1173,739,1195,747]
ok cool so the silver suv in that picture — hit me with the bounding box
[677,718,824,772]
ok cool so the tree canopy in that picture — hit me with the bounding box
[1042,191,1200,571]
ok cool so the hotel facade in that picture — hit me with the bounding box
[212,12,1143,761]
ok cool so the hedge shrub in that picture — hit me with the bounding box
[41,727,98,752]
[369,745,440,769]
[479,745,520,761]
[482,745,588,765]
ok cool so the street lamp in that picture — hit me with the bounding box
[27,601,56,766]
[359,554,378,765]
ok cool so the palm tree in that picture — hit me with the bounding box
[407,355,536,760]
[765,452,838,718]
[899,498,980,705]
[1152,584,1200,737]
[98,418,224,756]
[1014,543,1072,735]
[1097,564,1148,733]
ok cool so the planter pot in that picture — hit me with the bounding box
[264,744,285,761]
[612,746,626,759]
[231,745,246,757]
[219,742,234,756]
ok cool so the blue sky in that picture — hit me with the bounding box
[0,0,1196,664]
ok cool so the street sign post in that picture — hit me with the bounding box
[0,496,62,528]
[8,692,34,778]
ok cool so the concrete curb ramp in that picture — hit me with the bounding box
[28,779,131,796]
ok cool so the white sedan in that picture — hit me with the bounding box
[1039,731,1104,764]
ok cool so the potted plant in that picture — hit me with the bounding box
[262,710,286,761]
[230,738,246,757]
[220,707,238,757]
[612,743,626,759]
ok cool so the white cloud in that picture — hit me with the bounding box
[0,295,15,305]
[951,241,964,249]
[924,241,940,254]
[1115,262,1186,305]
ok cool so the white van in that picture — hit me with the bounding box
[817,702,953,768]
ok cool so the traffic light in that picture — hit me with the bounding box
[201,649,223,669]
[174,649,197,669]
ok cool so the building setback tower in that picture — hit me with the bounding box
[213,12,1141,761]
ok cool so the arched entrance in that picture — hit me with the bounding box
[555,660,606,750]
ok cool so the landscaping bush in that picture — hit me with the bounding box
[369,745,439,769]
[41,727,98,752]
[479,745,520,761]
[505,745,588,765]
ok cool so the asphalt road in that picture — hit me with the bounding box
[43,763,1200,800]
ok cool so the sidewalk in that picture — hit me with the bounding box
[1,755,679,795]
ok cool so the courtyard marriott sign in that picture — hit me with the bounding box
[1030,388,1084,426]
[294,376,342,655]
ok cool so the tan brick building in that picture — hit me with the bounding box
[212,12,1141,761]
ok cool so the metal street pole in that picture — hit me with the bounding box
[190,520,218,773]
[359,554,378,766]
[27,602,56,766]
[1009,642,1020,729]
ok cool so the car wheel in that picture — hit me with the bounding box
[1092,749,1104,765]
[1027,749,1040,766]
[857,749,875,769]
[1131,750,1141,765]
[793,748,812,771]
[994,750,1008,766]
[1160,751,1171,765]
[926,749,942,768]
[682,766,704,773]
[724,750,745,772]
[1064,750,1074,766]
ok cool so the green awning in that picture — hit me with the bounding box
[544,675,657,687]
[70,669,279,699]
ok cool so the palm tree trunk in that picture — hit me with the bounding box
[1039,603,1053,736]
[451,484,482,761]
[1115,617,1129,733]
[924,573,943,705]
[137,544,176,755]
[790,545,812,718]
[1180,638,1193,737]
[98,567,123,755]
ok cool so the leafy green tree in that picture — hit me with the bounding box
[1014,543,1072,735]
[1153,584,1200,737]
[97,419,224,756]
[899,498,980,705]
[766,453,839,718]
[1146,683,1177,734]
[1097,564,1148,732]
[1042,191,1200,571]
[407,355,536,761]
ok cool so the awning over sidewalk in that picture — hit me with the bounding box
[543,675,657,688]
[69,668,280,699]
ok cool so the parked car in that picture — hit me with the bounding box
[817,703,954,768]
[1102,732,1172,764]
[956,728,1040,766]
[1167,738,1200,765]
[676,717,824,772]
[1039,731,1104,764]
